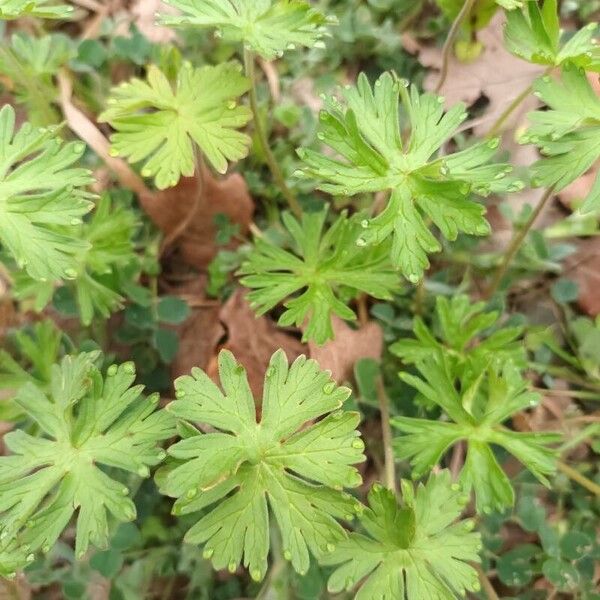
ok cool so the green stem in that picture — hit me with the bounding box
[557,460,600,497]
[435,0,478,93]
[474,565,500,600]
[376,377,396,493]
[485,186,555,300]
[243,48,302,218]
[486,67,553,139]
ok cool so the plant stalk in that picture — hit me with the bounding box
[376,377,396,493]
[243,48,302,218]
[474,565,500,600]
[557,460,600,497]
[435,0,478,93]
[485,186,555,299]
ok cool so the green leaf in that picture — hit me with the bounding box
[322,472,482,599]
[239,209,399,344]
[300,73,514,281]
[522,67,600,213]
[542,558,580,591]
[99,62,252,188]
[0,0,74,19]
[0,353,175,559]
[560,531,594,561]
[505,0,599,70]
[0,33,75,125]
[12,194,139,325]
[390,294,525,376]
[159,349,366,581]
[394,358,561,512]
[153,328,179,364]
[157,296,190,324]
[158,0,333,60]
[497,543,539,587]
[0,104,94,281]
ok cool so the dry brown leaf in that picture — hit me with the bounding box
[309,317,384,383]
[419,14,544,136]
[0,574,30,600]
[131,0,178,44]
[565,239,600,316]
[140,168,254,269]
[210,289,305,397]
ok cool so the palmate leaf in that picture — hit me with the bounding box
[504,0,599,70]
[0,33,75,125]
[322,471,482,600]
[393,358,561,513]
[391,294,525,376]
[521,66,600,213]
[299,72,515,282]
[0,0,73,19]
[99,62,252,189]
[0,104,94,281]
[159,0,333,60]
[159,349,366,581]
[0,353,175,559]
[239,209,399,344]
[14,194,140,325]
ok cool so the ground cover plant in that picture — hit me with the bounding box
[0,0,599,598]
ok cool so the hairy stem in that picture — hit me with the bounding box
[435,0,478,93]
[557,460,600,497]
[243,48,302,218]
[376,377,396,493]
[485,187,555,300]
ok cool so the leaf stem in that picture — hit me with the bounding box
[557,460,600,497]
[474,564,500,600]
[376,377,396,493]
[435,0,478,93]
[243,48,302,218]
[485,186,555,300]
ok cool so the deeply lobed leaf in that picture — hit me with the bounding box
[0,104,94,281]
[0,0,74,20]
[100,62,252,189]
[522,66,600,213]
[239,209,399,344]
[0,353,175,559]
[159,349,366,581]
[158,0,333,60]
[322,471,482,599]
[394,358,561,512]
[299,72,515,282]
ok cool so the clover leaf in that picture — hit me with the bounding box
[521,66,600,214]
[0,353,175,559]
[239,209,399,344]
[99,62,252,189]
[391,294,525,376]
[322,471,482,599]
[159,349,366,581]
[0,0,73,20]
[0,104,94,281]
[158,0,333,60]
[299,72,515,282]
[394,358,561,513]
[505,0,599,70]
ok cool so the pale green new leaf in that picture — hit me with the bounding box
[393,358,561,513]
[159,0,333,60]
[322,471,482,600]
[391,295,525,376]
[522,66,600,213]
[159,349,366,581]
[300,72,515,282]
[0,0,73,20]
[0,104,94,281]
[239,209,399,344]
[0,353,175,558]
[0,33,75,125]
[100,62,252,189]
[505,0,599,70]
